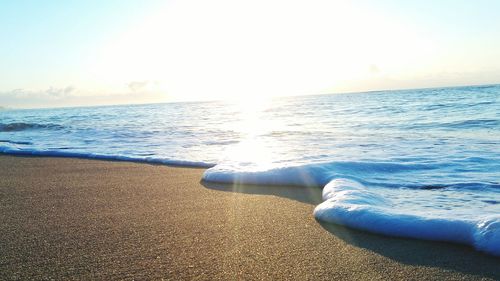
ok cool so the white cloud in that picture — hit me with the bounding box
[0,84,167,109]
[8,86,77,99]
[128,81,150,92]
[127,80,165,93]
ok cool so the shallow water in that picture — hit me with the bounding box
[1,84,499,255]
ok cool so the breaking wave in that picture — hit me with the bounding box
[0,122,64,132]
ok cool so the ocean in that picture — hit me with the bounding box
[1,84,499,256]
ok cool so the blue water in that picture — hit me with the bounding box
[1,85,499,255]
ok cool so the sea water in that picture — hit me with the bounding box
[1,85,499,255]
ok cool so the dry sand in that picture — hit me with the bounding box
[0,155,499,280]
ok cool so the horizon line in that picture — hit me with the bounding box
[3,82,499,111]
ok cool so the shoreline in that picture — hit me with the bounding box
[0,150,215,169]
[1,155,499,280]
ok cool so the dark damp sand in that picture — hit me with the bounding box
[0,155,498,280]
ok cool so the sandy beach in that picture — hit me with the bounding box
[0,155,498,280]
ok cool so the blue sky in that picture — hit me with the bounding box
[0,0,164,89]
[1,0,500,108]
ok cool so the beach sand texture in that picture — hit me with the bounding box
[0,155,499,280]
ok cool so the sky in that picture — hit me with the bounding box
[1,0,500,108]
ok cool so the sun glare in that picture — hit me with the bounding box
[222,97,280,166]
[87,0,435,103]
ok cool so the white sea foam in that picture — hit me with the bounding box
[0,145,214,168]
[315,179,500,256]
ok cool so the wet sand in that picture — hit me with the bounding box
[0,155,499,280]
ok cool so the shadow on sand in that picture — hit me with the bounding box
[201,180,500,280]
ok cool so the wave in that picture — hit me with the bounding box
[202,163,500,256]
[404,119,499,130]
[0,146,214,168]
[201,160,472,189]
[444,119,499,129]
[0,122,64,132]
[1,144,498,256]
[1,144,499,256]
[0,139,33,145]
[0,146,500,256]
[314,179,500,256]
